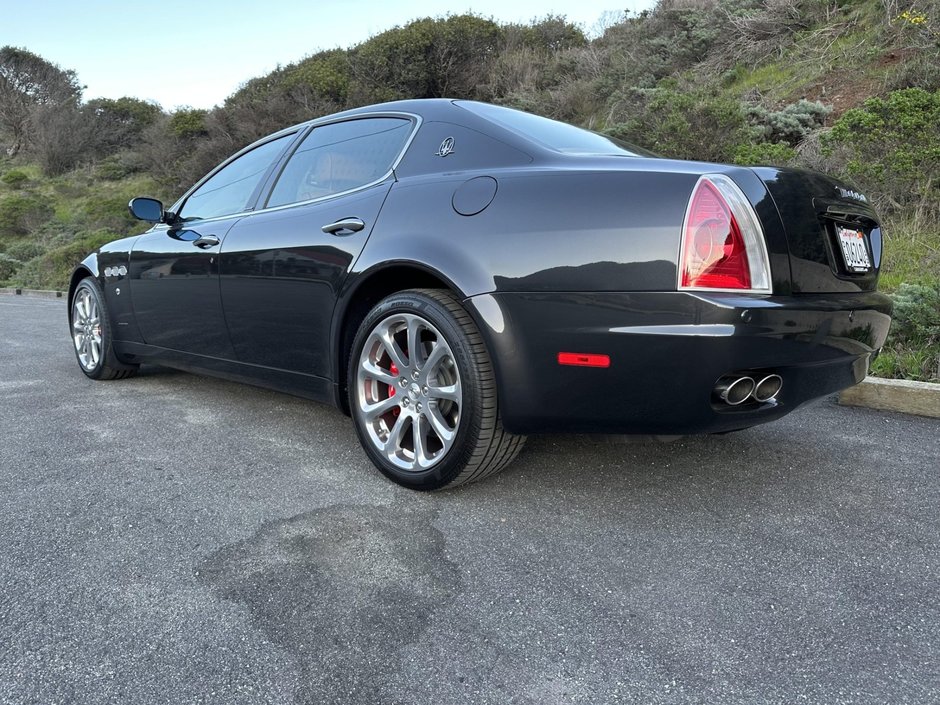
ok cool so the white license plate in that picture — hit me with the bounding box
[836,225,872,273]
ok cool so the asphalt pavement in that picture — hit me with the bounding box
[1,294,938,705]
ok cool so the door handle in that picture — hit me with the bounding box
[193,234,220,249]
[321,217,365,235]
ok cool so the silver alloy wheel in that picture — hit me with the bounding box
[356,312,462,472]
[71,287,102,372]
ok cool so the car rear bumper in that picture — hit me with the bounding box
[465,290,892,435]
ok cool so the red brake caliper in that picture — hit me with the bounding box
[389,363,400,416]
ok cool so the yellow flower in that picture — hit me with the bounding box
[895,10,929,26]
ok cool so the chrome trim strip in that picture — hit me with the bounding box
[609,324,736,337]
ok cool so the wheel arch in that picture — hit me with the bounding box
[332,261,469,414]
[67,259,99,311]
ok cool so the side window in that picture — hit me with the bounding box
[267,117,412,208]
[178,134,293,221]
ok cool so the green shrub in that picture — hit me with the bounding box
[0,194,53,237]
[11,229,116,291]
[747,99,831,146]
[348,15,503,102]
[870,281,940,382]
[3,239,46,262]
[598,3,729,89]
[890,282,940,348]
[606,87,752,162]
[81,194,137,232]
[1,169,29,189]
[349,20,437,101]
[733,141,797,165]
[823,88,940,216]
[517,15,586,52]
[168,109,209,139]
[283,52,350,103]
[94,152,145,181]
[0,252,20,281]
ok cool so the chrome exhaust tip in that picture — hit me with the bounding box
[753,374,783,402]
[716,376,755,406]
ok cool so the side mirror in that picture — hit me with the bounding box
[128,197,166,223]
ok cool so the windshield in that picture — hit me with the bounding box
[455,101,653,157]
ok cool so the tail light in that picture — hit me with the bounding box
[679,174,772,293]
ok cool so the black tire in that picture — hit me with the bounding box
[347,288,524,490]
[69,277,138,381]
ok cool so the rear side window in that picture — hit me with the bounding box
[178,134,293,221]
[456,101,649,157]
[267,117,412,208]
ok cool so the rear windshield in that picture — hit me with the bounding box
[456,101,651,157]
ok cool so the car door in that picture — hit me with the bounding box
[219,115,415,377]
[129,133,296,357]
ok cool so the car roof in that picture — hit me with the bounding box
[288,98,460,131]
[269,98,608,162]
[246,99,655,174]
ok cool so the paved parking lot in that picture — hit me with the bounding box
[1,294,938,704]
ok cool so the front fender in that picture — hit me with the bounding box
[68,236,143,343]
[67,255,100,310]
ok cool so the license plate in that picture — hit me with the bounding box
[836,225,872,273]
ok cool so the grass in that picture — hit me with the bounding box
[726,61,817,102]
[878,217,940,292]
[0,162,160,289]
[721,5,899,112]
[869,216,940,382]
[871,345,940,382]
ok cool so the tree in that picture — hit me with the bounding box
[85,96,161,147]
[427,15,502,98]
[349,19,437,102]
[29,103,98,175]
[0,46,82,155]
[29,97,164,175]
[348,15,503,103]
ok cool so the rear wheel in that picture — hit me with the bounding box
[70,277,138,380]
[348,289,524,490]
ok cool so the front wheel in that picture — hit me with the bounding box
[348,289,524,490]
[70,277,138,380]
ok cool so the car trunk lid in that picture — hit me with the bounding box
[751,166,883,293]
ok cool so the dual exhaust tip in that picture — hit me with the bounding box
[716,374,783,406]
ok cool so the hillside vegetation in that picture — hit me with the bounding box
[1,0,938,380]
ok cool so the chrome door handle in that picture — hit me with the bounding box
[321,217,365,235]
[193,234,220,249]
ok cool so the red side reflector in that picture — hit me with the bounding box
[557,352,610,368]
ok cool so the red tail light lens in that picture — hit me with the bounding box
[678,174,772,293]
[680,179,751,289]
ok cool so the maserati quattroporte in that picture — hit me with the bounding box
[68,99,892,489]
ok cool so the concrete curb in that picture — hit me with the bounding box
[839,376,940,419]
[0,287,65,299]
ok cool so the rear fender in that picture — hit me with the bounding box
[330,259,472,410]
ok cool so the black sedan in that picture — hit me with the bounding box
[68,99,892,490]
